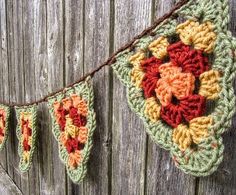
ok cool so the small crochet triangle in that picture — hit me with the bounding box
[112,0,236,176]
[47,77,96,183]
[15,105,38,172]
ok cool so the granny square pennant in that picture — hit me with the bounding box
[112,0,236,176]
[15,105,38,172]
[47,77,96,183]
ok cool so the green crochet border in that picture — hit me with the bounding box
[0,104,10,151]
[47,77,96,184]
[112,0,235,176]
[15,105,38,172]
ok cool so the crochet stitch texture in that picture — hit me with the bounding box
[47,77,96,183]
[112,0,236,176]
[15,105,38,172]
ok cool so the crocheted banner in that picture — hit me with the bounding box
[47,77,96,183]
[0,104,10,151]
[15,105,38,172]
[112,0,235,176]
[0,0,234,179]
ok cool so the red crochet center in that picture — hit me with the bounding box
[141,41,209,127]
[21,118,32,151]
[56,104,87,153]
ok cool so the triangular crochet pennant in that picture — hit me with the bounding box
[0,104,10,151]
[47,77,96,183]
[112,0,236,176]
[15,104,38,172]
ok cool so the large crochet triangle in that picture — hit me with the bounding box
[112,0,236,176]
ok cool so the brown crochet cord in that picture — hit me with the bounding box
[1,0,189,107]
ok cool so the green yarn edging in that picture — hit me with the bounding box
[47,77,96,184]
[15,105,38,172]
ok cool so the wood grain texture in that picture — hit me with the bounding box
[0,165,22,195]
[6,0,24,189]
[64,0,83,194]
[82,0,111,195]
[22,1,38,194]
[33,0,53,194]
[112,1,151,194]
[47,0,66,194]
[0,0,236,194]
[0,0,8,171]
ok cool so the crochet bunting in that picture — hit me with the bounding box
[15,105,38,172]
[47,77,96,183]
[0,104,10,151]
[112,0,235,176]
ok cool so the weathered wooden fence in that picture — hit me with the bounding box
[0,0,236,194]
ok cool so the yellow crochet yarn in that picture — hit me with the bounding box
[130,67,145,88]
[28,136,32,146]
[129,51,146,88]
[129,51,145,68]
[190,117,212,144]
[176,20,216,53]
[65,117,80,138]
[172,124,192,151]
[148,37,169,59]
[144,97,161,122]
[199,70,221,99]
[23,151,30,162]
[172,116,212,151]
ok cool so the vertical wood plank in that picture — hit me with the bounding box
[22,0,46,194]
[82,0,111,194]
[47,0,66,194]
[145,1,196,194]
[112,1,152,194]
[0,0,8,170]
[197,0,236,194]
[64,0,83,194]
[33,0,54,194]
[0,1,3,168]
[22,1,39,194]
[6,0,24,189]
[64,0,83,85]
[5,0,14,180]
